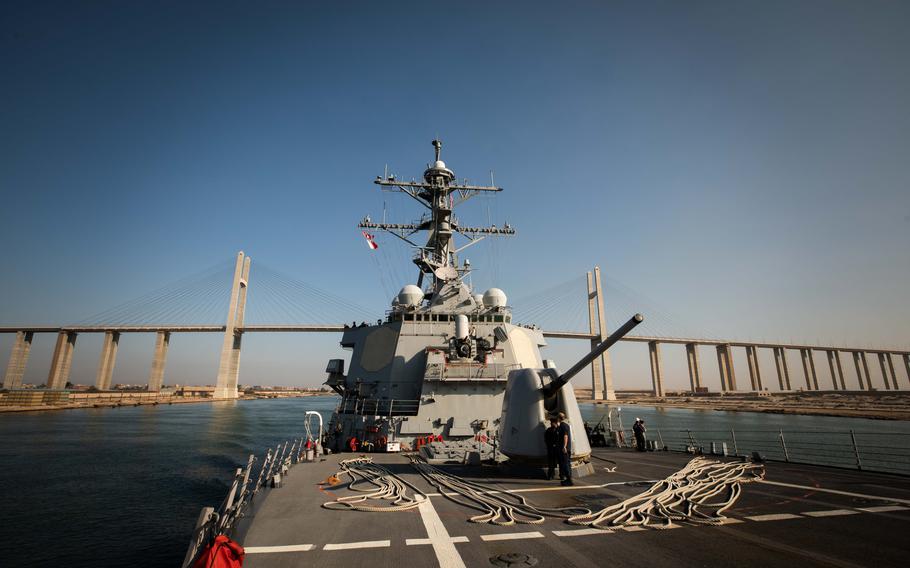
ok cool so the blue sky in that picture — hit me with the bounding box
[1,1,908,390]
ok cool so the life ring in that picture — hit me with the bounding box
[348,437,358,452]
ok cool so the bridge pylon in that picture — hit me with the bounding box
[214,251,251,399]
[586,266,615,401]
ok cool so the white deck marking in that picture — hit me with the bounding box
[744,513,803,522]
[857,505,909,513]
[244,544,315,554]
[417,496,467,568]
[424,480,660,498]
[406,536,469,546]
[480,531,545,542]
[716,518,745,525]
[802,509,860,518]
[621,526,646,532]
[760,479,910,506]
[323,540,390,550]
[552,528,610,537]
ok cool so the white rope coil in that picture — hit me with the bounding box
[322,457,427,513]
[409,456,591,526]
[567,457,765,530]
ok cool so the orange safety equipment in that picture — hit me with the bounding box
[193,535,244,568]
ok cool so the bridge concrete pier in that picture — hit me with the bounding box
[800,349,819,390]
[826,350,846,390]
[587,267,614,401]
[885,354,899,391]
[773,347,791,390]
[648,341,665,397]
[215,252,250,399]
[3,331,34,389]
[47,331,77,389]
[685,343,702,392]
[877,353,898,391]
[852,352,873,390]
[586,271,603,400]
[148,331,170,391]
[745,345,763,391]
[716,345,736,391]
[95,331,120,390]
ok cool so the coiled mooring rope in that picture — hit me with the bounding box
[567,457,765,530]
[321,457,427,512]
[409,455,592,526]
[321,455,764,532]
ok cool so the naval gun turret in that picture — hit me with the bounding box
[497,314,644,477]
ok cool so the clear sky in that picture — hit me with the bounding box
[1,1,908,391]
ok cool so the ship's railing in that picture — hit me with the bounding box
[181,438,310,568]
[426,362,515,381]
[614,427,910,476]
[337,397,421,416]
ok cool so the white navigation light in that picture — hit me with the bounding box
[483,288,507,308]
[397,285,424,307]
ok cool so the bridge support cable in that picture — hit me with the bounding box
[71,259,235,327]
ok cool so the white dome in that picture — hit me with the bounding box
[397,285,424,307]
[472,294,484,306]
[434,160,446,169]
[483,288,507,308]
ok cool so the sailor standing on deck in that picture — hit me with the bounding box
[544,416,559,480]
[633,418,647,451]
[555,412,573,486]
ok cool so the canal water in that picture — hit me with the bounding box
[1,397,908,567]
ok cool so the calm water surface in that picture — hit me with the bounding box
[1,396,908,567]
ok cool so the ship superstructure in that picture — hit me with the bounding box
[325,140,544,448]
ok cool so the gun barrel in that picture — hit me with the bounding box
[542,313,644,397]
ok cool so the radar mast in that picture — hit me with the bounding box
[360,140,515,293]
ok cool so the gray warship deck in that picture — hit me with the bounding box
[233,448,910,567]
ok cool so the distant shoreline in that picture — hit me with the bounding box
[575,389,910,421]
[0,391,334,414]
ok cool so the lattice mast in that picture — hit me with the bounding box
[359,140,515,294]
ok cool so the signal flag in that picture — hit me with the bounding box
[362,231,379,250]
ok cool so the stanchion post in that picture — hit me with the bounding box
[779,429,790,462]
[850,429,862,471]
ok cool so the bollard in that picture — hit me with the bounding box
[722,442,729,457]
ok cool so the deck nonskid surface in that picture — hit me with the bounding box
[238,449,910,568]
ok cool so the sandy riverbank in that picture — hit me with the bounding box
[575,389,910,420]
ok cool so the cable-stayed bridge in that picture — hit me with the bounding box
[2,252,908,399]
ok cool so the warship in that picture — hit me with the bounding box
[182,142,910,568]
